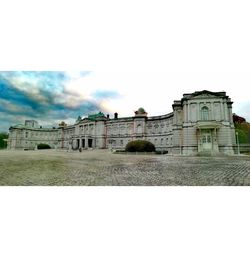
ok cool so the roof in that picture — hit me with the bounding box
[12,124,26,128]
[10,124,58,131]
[182,90,228,100]
[87,112,107,121]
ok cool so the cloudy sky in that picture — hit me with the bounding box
[0,71,249,132]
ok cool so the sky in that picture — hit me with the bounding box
[0,71,249,132]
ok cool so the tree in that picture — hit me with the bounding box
[233,114,246,124]
[0,133,8,149]
[235,123,250,144]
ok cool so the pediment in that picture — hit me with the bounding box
[191,93,220,99]
[189,90,226,100]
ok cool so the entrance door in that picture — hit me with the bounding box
[88,139,93,148]
[202,130,212,150]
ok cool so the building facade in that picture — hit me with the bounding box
[8,90,237,155]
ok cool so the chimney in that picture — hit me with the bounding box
[114,112,118,119]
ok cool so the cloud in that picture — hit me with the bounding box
[234,101,250,122]
[92,90,120,99]
[0,71,120,132]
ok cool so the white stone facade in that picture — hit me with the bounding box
[8,90,237,155]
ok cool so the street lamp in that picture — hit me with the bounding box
[236,131,240,155]
[179,137,182,155]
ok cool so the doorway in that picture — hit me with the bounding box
[88,139,93,148]
[201,130,212,150]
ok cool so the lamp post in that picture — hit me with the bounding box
[179,136,182,155]
[236,131,240,155]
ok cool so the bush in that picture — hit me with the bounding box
[125,140,155,152]
[37,143,51,150]
[155,150,168,155]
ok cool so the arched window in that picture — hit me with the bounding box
[201,106,209,120]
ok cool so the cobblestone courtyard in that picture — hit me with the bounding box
[0,149,250,186]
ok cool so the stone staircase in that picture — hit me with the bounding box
[197,150,224,156]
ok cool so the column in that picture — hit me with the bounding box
[229,107,233,123]
[197,128,201,152]
[224,102,228,121]
[196,103,199,121]
[212,128,214,150]
[214,128,218,152]
[79,138,82,148]
[220,102,224,120]
[188,103,190,122]
[85,135,89,148]
[73,139,77,149]
[211,102,214,120]
[183,103,188,122]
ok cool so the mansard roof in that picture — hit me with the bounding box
[82,112,107,122]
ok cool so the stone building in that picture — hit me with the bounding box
[8,90,236,155]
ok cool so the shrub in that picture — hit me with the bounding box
[37,143,51,150]
[155,150,168,155]
[125,140,155,152]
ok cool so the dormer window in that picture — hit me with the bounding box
[201,106,209,120]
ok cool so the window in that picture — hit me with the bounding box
[201,106,209,120]
[137,124,142,133]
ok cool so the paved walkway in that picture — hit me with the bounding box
[0,150,250,186]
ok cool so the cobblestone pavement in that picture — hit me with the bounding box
[0,150,250,186]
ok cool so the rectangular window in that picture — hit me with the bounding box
[201,107,209,120]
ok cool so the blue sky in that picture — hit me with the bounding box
[1,71,250,132]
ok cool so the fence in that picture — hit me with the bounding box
[239,144,250,153]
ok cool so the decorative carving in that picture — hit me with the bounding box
[192,93,219,99]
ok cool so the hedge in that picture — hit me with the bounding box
[37,143,51,150]
[125,140,155,152]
